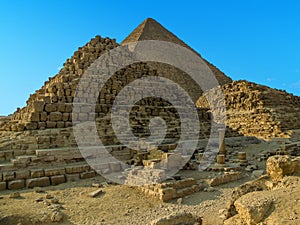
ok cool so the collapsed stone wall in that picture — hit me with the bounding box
[197,80,300,139]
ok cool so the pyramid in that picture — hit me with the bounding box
[122,18,232,87]
[197,80,300,139]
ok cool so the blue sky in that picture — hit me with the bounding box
[0,0,299,115]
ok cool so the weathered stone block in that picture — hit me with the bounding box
[49,112,62,122]
[3,171,14,181]
[80,171,96,179]
[46,121,57,128]
[45,104,57,112]
[32,101,45,112]
[8,179,25,190]
[26,177,50,188]
[15,170,30,179]
[65,165,90,174]
[44,168,65,176]
[50,175,66,185]
[267,155,300,181]
[0,182,6,190]
[65,173,80,182]
[29,112,40,122]
[31,169,45,178]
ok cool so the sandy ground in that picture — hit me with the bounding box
[0,139,299,225]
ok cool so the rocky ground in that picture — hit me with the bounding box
[0,139,299,225]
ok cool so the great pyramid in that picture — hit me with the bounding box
[0,18,299,190]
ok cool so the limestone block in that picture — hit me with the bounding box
[80,171,96,179]
[3,171,14,181]
[0,182,6,190]
[29,112,40,122]
[31,169,45,178]
[46,121,57,128]
[57,103,65,112]
[40,112,47,122]
[45,104,58,112]
[65,165,90,174]
[44,168,66,176]
[65,173,80,182]
[38,122,46,129]
[267,155,300,181]
[62,113,70,121]
[50,175,66,185]
[57,121,65,128]
[26,177,50,188]
[8,179,25,190]
[15,170,30,179]
[109,162,121,172]
[49,112,62,122]
[25,122,38,130]
[234,194,273,225]
[33,101,45,112]
[148,212,202,225]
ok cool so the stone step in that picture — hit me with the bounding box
[0,162,14,171]
[35,147,84,162]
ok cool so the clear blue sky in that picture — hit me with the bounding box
[0,1,299,115]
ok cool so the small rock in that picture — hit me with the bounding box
[51,198,59,204]
[252,170,265,178]
[51,211,63,222]
[45,194,53,199]
[89,189,103,198]
[9,192,21,198]
[35,197,44,203]
[34,187,44,193]
[92,183,102,188]
[177,198,183,205]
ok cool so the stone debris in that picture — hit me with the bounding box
[148,212,202,225]
[208,172,244,187]
[89,189,103,198]
[9,192,21,198]
[266,155,300,181]
[138,178,203,202]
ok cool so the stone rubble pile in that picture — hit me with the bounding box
[197,80,300,139]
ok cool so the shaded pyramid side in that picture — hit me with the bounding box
[121,18,232,87]
[197,80,300,139]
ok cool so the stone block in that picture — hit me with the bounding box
[25,122,38,130]
[15,170,30,179]
[46,121,57,128]
[29,112,40,122]
[0,182,6,190]
[8,179,25,190]
[3,171,14,181]
[109,162,121,172]
[45,104,57,112]
[62,113,70,121]
[66,173,80,182]
[26,177,50,188]
[49,112,62,122]
[31,169,45,178]
[44,168,65,176]
[50,175,66,185]
[267,155,300,181]
[65,165,90,174]
[40,112,47,121]
[80,171,96,179]
[33,101,45,112]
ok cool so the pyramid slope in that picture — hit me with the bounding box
[197,80,300,139]
[122,18,232,86]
